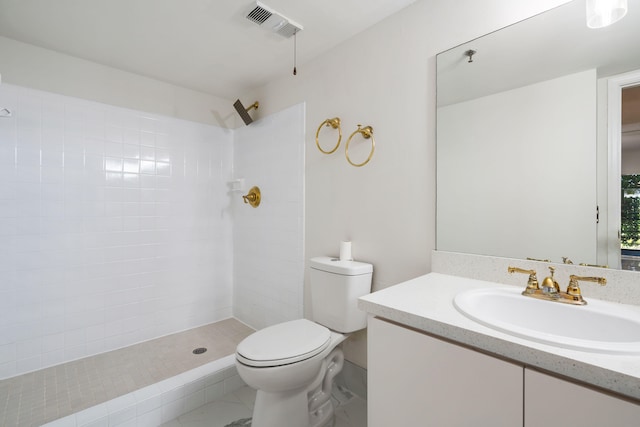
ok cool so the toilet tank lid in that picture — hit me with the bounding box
[310,256,373,275]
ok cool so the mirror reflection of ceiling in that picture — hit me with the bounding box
[437,0,640,107]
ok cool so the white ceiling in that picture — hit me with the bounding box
[0,0,416,99]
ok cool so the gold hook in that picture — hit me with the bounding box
[345,125,375,167]
[242,186,261,208]
[315,117,342,154]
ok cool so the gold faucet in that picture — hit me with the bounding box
[540,266,560,294]
[507,266,607,306]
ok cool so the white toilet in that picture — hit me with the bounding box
[235,256,373,427]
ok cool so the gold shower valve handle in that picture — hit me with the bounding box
[345,124,375,167]
[316,117,342,154]
[242,186,261,208]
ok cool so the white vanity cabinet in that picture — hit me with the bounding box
[368,316,640,427]
[368,316,523,427]
[524,368,640,426]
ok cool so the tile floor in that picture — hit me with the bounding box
[162,384,367,427]
[0,319,254,427]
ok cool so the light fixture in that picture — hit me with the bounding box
[586,0,628,29]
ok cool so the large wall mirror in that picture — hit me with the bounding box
[436,0,640,270]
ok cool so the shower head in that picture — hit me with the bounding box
[233,99,259,125]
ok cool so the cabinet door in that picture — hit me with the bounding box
[368,317,523,427]
[525,368,640,427]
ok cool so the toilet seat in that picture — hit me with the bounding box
[236,319,331,368]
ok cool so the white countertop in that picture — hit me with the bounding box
[358,272,640,400]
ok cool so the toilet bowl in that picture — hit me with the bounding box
[235,257,373,427]
[236,319,346,427]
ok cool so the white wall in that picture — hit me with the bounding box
[232,103,305,330]
[0,36,236,128]
[241,0,572,367]
[0,83,235,379]
[438,70,597,263]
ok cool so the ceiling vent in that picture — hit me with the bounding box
[246,1,303,38]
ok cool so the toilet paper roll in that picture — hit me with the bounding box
[339,241,353,261]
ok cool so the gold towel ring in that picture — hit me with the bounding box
[315,117,342,154]
[345,125,375,167]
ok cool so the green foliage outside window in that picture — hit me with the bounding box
[622,175,640,249]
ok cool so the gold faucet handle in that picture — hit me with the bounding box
[508,267,539,291]
[567,275,607,300]
[526,257,551,263]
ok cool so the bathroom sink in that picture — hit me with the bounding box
[453,287,640,354]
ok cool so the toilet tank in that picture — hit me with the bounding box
[309,256,373,333]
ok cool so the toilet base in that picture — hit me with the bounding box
[252,387,310,427]
[250,385,336,427]
[248,348,344,427]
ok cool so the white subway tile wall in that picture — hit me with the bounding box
[232,104,305,330]
[0,84,236,379]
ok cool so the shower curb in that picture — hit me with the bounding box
[42,354,245,427]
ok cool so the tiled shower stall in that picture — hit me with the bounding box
[0,82,304,380]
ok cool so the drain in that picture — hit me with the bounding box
[192,347,207,355]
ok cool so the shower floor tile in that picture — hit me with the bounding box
[0,318,253,427]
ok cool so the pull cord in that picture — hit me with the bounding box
[293,31,297,76]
